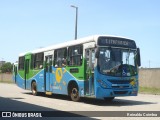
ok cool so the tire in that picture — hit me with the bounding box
[70,85,80,102]
[104,97,115,102]
[31,82,38,96]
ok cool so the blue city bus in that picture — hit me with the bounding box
[13,35,141,102]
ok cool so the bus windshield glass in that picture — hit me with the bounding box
[98,47,138,77]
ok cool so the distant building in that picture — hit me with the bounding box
[0,61,5,67]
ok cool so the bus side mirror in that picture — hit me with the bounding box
[95,49,99,58]
[137,48,141,67]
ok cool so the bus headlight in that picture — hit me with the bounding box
[97,79,107,88]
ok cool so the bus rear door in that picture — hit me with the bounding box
[25,54,31,89]
[13,63,18,83]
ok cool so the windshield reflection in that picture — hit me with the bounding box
[98,47,137,77]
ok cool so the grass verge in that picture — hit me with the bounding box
[139,86,160,95]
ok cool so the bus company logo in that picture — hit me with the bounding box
[55,68,63,83]
[2,112,11,117]
[53,68,67,83]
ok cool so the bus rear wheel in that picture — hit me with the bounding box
[31,82,38,96]
[70,85,80,102]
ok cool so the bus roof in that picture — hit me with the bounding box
[19,35,133,56]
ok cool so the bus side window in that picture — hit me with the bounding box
[85,49,95,71]
[30,54,34,69]
[18,56,25,70]
[34,52,44,69]
[54,48,67,67]
[91,49,95,71]
[68,45,83,66]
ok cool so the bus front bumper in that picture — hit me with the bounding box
[95,87,138,99]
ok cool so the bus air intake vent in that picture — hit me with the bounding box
[114,91,128,95]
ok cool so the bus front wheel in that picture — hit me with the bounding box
[70,85,80,102]
[31,82,38,96]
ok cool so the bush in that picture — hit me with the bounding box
[0,62,13,73]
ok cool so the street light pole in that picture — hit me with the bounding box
[71,5,78,40]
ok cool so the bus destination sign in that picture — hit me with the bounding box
[98,37,136,49]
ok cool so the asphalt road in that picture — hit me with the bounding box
[0,83,160,120]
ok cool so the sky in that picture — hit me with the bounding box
[0,0,160,68]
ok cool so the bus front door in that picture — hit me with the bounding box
[85,48,95,96]
[45,55,52,92]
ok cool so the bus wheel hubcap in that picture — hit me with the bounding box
[72,88,78,97]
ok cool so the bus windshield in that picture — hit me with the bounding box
[98,47,138,77]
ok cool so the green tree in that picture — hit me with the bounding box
[1,62,13,73]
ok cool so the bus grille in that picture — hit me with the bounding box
[108,80,131,88]
[112,86,129,88]
[108,80,131,84]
